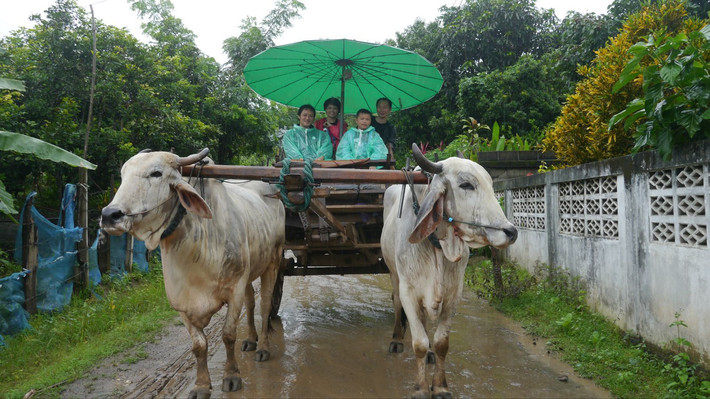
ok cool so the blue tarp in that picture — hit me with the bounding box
[88,230,103,287]
[14,185,83,313]
[108,234,149,277]
[0,270,31,344]
[1,184,150,344]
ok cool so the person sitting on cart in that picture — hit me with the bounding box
[283,104,333,160]
[370,97,396,152]
[314,97,348,156]
[335,108,388,165]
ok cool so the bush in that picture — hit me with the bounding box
[610,23,710,159]
[543,0,704,166]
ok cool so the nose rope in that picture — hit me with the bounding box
[124,194,176,217]
[444,214,507,230]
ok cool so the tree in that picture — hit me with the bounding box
[551,11,620,91]
[0,76,95,219]
[437,0,557,93]
[543,0,703,166]
[458,55,565,138]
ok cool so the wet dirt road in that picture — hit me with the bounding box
[85,274,611,398]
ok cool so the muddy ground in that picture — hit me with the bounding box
[59,274,612,399]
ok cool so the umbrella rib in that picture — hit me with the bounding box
[352,63,441,102]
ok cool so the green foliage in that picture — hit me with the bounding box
[610,23,710,159]
[543,0,702,166]
[429,118,537,162]
[662,311,709,398]
[0,131,96,170]
[551,11,621,91]
[0,248,22,277]
[458,55,566,137]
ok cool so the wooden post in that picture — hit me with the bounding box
[97,229,110,275]
[76,181,90,288]
[22,197,38,314]
[125,235,134,273]
[491,248,504,293]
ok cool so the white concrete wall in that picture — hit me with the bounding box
[494,140,710,365]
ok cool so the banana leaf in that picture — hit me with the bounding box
[0,180,17,219]
[0,131,96,170]
[0,78,25,92]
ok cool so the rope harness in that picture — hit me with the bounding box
[159,159,207,240]
[400,167,442,249]
[277,158,315,212]
[398,164,508,250]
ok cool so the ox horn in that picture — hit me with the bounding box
[138,149,152,154]
[177,148,210,166]
[412,143,443,174]
[456,150,465,159]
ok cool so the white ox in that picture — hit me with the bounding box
[100,149,284,399]
[381,144,517,399]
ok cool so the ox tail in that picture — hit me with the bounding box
[400,308,408,335]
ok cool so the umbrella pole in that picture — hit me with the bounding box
[339,65,345,139]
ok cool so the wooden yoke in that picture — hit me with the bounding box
[181,164,428,184]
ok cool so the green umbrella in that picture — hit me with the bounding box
[243,39,443,114]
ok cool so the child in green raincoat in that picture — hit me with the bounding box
[335,109,388,162]
[283,104,333,160]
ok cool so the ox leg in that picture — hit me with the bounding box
[223,280,247,392]
[431,309,454,399]
[180,312,212,399]
[400,289,430,399]
[241,283,258,352]
[255,257,279,362]
[388,270,406,353]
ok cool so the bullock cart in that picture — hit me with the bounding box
[182,157,428,314]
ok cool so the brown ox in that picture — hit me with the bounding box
[100,149,284,399]
[381,144,517,398]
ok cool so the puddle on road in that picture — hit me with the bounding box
[176,274,611,399]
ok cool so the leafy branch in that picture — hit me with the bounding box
[610,24,710,159]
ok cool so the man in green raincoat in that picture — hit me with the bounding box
[283,104,333,160]
[336,109,388,162]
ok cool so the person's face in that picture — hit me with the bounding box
[298,109,315,128]
[325,104,339,120]
[356,113,371,130]
[376,100,392,119]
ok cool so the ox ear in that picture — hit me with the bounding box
[408,179,445,244]
[173,182,213,219]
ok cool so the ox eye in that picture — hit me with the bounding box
[459,182,476,190]
[150,171,162,178]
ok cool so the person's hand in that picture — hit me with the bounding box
[315,156,325,160]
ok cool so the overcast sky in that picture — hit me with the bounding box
[2,0,614,65]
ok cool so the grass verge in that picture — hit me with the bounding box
[0,263,176,399]
[466,258,710,399]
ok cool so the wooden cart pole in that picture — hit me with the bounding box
[22,196,38,315]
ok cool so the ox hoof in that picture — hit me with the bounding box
[389,341,404,353]
[426,351,436,364]
[222,376,243,392]
[255,349,270,362]
[188,387,211,399]
[241,339,257,352]
[432,391,453,399]
[410,389,429,399]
